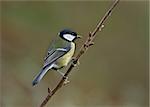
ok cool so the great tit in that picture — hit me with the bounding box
[32,29,81,86]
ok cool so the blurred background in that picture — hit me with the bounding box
[1,0,149,107]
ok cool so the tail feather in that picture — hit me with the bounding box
[32,64,54,86]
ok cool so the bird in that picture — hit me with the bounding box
[32,29,81,86]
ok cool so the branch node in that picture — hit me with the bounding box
[109,12,112,16]
[89,32,92,37]
[102,24,105,28]
[48,88,52,94]
[99,24,105,31]
[84,44,89,48]
[63,77,70,86]
[89,42,94,46]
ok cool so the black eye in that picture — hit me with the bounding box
[47,52,50,55]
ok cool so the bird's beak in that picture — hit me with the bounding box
[77,35,82,39]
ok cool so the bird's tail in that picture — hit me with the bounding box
[32,64,53,86]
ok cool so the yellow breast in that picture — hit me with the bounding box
[56,42,75,68]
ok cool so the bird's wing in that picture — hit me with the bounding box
[43,46,71,69]
[44,40,56,61]
[32,47,70,86]
[44,38,69,60]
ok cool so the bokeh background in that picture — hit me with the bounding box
[1,0,149,107]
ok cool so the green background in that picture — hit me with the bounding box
[1,1,149,107]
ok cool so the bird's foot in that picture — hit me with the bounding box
[56,70,70,85]
[71,57,80,67]
[56,70,65,77]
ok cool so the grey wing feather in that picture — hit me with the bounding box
[43,46,71,69]
[44,40,56,61]
[44,48,55,61]
[32,49,69,86]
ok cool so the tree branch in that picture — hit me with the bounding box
[40,0,120,107]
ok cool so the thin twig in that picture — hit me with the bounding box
[40,0,120,106]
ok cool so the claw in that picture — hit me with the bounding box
[71,57,80,67]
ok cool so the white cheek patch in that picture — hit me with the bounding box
[63,34,75,41]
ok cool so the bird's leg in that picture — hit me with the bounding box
[56,69,64,77]
[56,70,70,85]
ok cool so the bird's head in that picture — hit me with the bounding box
[59,29,81,42]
